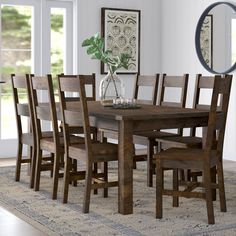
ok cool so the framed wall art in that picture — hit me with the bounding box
[101,8,141,74]
[200,14,213,68]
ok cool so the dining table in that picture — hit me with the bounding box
[64,101,215,215]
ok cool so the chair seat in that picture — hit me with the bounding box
[40,134,85,152]
[156,136,203,148]
[154,148,217,170]
[68,142,118,162]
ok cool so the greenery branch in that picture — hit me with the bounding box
[82,33,131,98]
[82,33,131,73]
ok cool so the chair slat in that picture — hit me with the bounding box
[198,76,215,88]
[36,106,52,121]
[137,76,159,86]
[31,76,48,90]
[17,104,30,116]
[64,110,83,126]
[13,76,26,88]
[161,101,183,108]
[163,76,186,87]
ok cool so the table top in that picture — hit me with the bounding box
[66,101,210,121]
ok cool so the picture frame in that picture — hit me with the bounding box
[101,8,141,74]
[200,14,213,69]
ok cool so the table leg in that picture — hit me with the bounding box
[118,120,133,214]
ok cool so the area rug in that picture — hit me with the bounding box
[0,164,236,236]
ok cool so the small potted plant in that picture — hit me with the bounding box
[82,33,131,106]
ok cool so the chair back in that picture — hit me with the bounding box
[58,75,92,156]
[158,74,189,135]
[204,75,232,157]
[30,75,60,147]
[158,74,189,108]
[190,74,223,137]
[11,74,35,139]
[58,74,96,101]
[133,74,159,105]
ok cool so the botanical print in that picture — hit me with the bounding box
[200,15,212,68]
[102,9,140,73]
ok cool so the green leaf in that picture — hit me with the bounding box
[94,32,99,39]
[94,52,102,59]
[82,38,91,47]
[87,46,97,55]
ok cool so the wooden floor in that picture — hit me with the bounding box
[0,157,236,235]
[0,207,46,236]
[0,158,46,236]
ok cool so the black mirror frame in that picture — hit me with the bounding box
[195,1,236,74]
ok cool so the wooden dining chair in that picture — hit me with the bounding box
[58,74,98,193]
[11,74,36,188]
[156,74,218,149]
[100,73,159,170]
[30,74,84,199]
[155,74,222,183]
[58,74,97,136]
[133,74,159,105]
[58,75,118,213]
[155,75,232,224]
[133,74,189,186]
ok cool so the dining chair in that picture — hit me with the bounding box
[11,74,36,188]
[58,75,118,213]
[156,74,217,149]
[155,74,232,224]
[155,74,222,182]
[133,74,189,186]
[100,74,160,168]
[57,74,98,192]
[30,74,84,199]
[57,74,97,136]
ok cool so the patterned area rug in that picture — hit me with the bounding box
[0,164,236,236]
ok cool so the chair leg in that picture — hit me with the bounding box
[147,139,154,187]
[217,161,227,212]
[103,162,108,198]
[34,149,42,191]
[52,152,60,200]
[63,156,72,204]
[72,159,77,187]
[83,162,93,213]
[93,163,98,195]
[156,159,163,219]
[211,166,217,201]
[179,169,185,181]
[29,148,37,189]
[204,167,215,224]
[50,153,54,178]
[173,168,179,207]
[27,146,33,176]
[15,142,23,182]
[132,144,137,169]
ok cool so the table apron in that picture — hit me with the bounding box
[131,116,209,132]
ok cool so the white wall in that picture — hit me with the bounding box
[74,0,236,160]
[76,0,161,99]
[161,0,236,161]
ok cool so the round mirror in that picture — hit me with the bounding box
[195,2,236,74]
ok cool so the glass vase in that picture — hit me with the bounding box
[99,72,124,106]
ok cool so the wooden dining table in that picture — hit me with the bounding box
[64,101,214,215]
